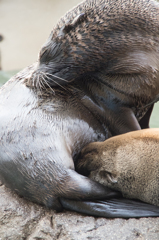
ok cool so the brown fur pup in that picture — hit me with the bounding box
[77,129,159,206]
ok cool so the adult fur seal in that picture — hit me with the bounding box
[0,0,159,218]
[1,66,159,219]
[32,0,159,135]
[76,129,159,207]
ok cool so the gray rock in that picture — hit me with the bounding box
[0,185,159,240]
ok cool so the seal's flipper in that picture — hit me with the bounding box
[93,93,141,135]
[103,106,141,135]
[139,104,154,129]
[60,198,159,218]
[63,169,121,200]
[82,95,141,136]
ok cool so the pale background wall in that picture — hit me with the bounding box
[0,0,81,71]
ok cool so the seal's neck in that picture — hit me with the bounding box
[70,76,152,136]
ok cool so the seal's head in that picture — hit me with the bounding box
[30,0,159,96]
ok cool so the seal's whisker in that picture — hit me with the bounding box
[39,73,48,95]
[37,74,43,95]
[33,74,36,88]
[41,72,52,89]
[35,74,39,89]
[39,75,44,95]
[41,74,55,94]
[39,68,69,83]
[42,72,78,94]
[41,71,50,79]
[45,72,69,83]
[45,74,68,91]
[41,79,47,90]
[39,73,46,90]
[39,76,43,91]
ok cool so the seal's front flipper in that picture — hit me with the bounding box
[64,169,121,200]
[94,94,141,135]
[105,106,141,136]
[139,104,154,129]
[60,198,159,218]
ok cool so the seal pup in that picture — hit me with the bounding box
[76,129,159,206]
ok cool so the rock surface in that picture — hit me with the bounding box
[0,185,159,240]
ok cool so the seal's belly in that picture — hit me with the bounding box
[0,80,105,170]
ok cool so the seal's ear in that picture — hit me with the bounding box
[139,104,154,129]
[62,13,87,35]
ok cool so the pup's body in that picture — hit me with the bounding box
[77,129,159,206]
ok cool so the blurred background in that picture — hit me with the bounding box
[0,0,158,127]
[0,0,81,71]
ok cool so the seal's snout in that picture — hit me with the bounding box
[29,63,70,89]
